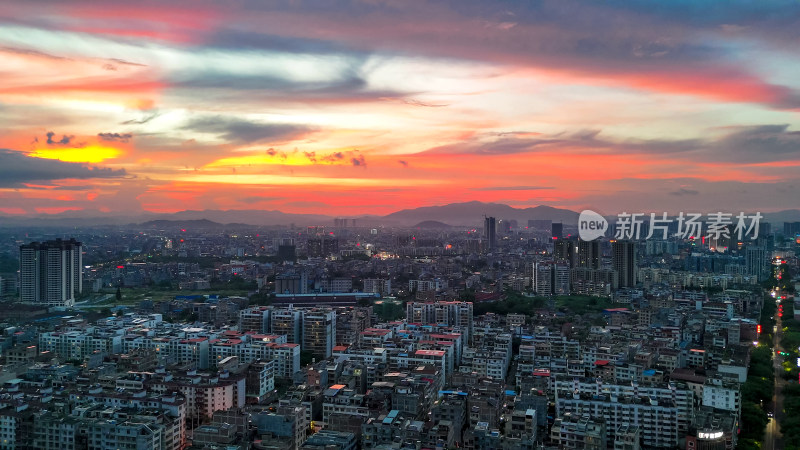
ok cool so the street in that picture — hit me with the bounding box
[764,314,785,450]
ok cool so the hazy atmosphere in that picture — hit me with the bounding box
[2,0,800,216]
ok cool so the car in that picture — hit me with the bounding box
[768,411,774,418]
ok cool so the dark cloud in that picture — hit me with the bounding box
[423,130,614,155]
[320,152,344,163]
[422,124,800,165]
[351,155,366,167]
[0,149,127,187]
[206,29,359,54]
[425,136,559,155]
[223,0,800,109]
[122,112,160,125]
[301,150,364,166]
[710,124,800,163]
[266,148,288,159]
[669,188,699,196]
[167,58,413,105]
[46,131,74,145]
[98,132,133,143]
[398,160,409,167]
[182,116,316,144]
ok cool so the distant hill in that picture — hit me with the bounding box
[139,219,225,229]
[413,220,453,229]
[0,208,333,228]
[764,209,800,224]
[385,201,579,226]
[160,209,332,226]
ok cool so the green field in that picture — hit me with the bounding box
[86,287,252,306]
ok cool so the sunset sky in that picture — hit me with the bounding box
[1,0,799,217]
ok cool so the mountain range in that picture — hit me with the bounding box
[0,202,798,229]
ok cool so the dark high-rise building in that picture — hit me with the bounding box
[307,238,322,257]
[323,238,339,256]
[307,237,339,258]
[528,219,551,230]
[20,238,82,307]
[784,221,800,237]
[278,244,296,261]
[275,272,307,295]
[553,238,599,269]
[499,219,516,232]
[612,240,637,288]
[551,222,563,240]
[484,217,497,251]
[745,246,767,282]
[553,239,572,263]
[576,240,601,269]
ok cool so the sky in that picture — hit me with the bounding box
[1,0,799,217]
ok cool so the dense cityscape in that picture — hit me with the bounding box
[3,0,800,449]
[0,209,796,449]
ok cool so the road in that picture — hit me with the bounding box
[74,293,112,306]
[764,314,785,450]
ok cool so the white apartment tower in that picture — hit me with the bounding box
[20,238,82,307]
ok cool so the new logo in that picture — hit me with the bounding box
[578,210,608,241]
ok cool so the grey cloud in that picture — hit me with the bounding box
[266,148,288,159]
[98,132,133,143]
[182,116,316,144]
[206,29,358,54]
[425,136,562,155]
[711,124,800,163]
[422,124,800,164]
[320,152,344,163]
[669,188,699,196]
[351,155,366,166]
[167,58,412,104]
[46,131,73,145]
[122,112,160,125]
[220,0,800,109]
[0,149,127,187]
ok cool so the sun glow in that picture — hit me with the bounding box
[32,145,122,163]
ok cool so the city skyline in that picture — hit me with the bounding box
[1,1,800,218]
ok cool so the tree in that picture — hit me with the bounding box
[739,402,768,440]
[459,289,476,302]
[735,438,762,450]
[115,287,122,302]
[300,350,316,367]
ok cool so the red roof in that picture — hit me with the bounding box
[415,350,445,357]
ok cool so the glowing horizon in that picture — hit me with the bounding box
[1,1,799,217]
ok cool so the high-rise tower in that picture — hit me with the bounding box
[20,238,82,307]
[484,216,497,251]
[612,240,637,288]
